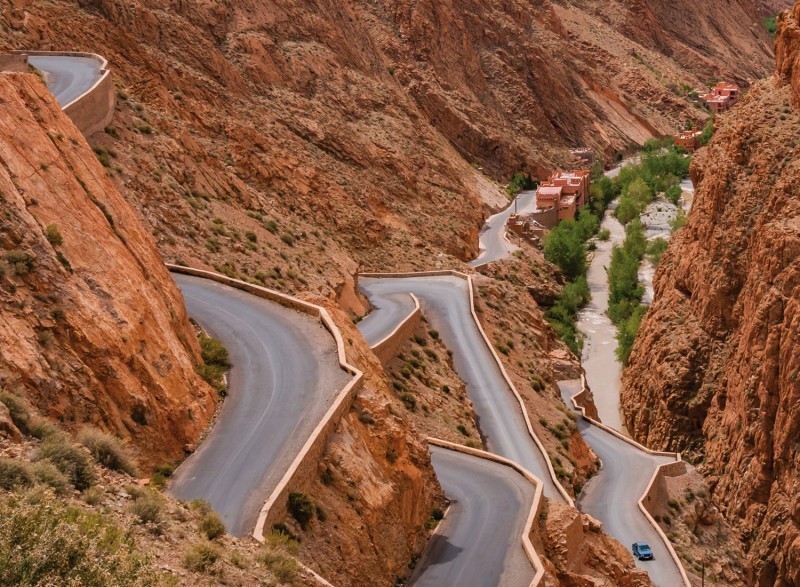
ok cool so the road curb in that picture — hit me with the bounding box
[359,270,574,506]
[568,376,691,587]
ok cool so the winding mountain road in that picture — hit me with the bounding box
[28,55,103,107]
[558,380,684,587]
[359,275,563,502]
[29,53,687,586]
[168,274,349,537]
[469,190,537,267]
[409,447,535,587]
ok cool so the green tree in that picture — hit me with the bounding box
[544,221,586,281]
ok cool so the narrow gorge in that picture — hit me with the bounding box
[1,0,797,586]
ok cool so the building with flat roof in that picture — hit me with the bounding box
[533,169,590,223]
[675,127,702,152]
[700,82,739,113]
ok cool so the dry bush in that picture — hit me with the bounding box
[78,428,139,477]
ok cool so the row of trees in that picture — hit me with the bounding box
[607,142,691,363]
[542,162,615,353]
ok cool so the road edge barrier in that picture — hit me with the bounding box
[568,376,691,587]
[12,50,115,136]
[427,438,546,586]
[369,293,421,367]
[166,265,360,586]
[359,270,574,505]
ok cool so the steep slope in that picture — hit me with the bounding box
[0,72,217,468]
[0,0,782,309]
[621,6,800,585]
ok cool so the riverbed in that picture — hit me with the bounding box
[578,177,694,432]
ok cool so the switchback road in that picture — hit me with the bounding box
[558,380,685,587]
[168,274,350,536]
[359,275,563,502]
[409,447,535,587]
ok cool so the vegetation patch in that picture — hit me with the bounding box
[79,428,138,476]
[0,488,165,586]
[196,332,230,395]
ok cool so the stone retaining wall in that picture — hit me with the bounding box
[370,294,421,367]
[13,50,115,136]
[0,53,28,72]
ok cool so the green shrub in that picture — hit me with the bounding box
[199,511,226,540]
[0,488,165,585]
[28,418,59,440]
[183,541,222,574]
[31,461,70,494]
[197,333,229,394]
[129,490,164,525]
[5,250,34,276]
[665,184,682,205]
[188,499,213,515]
[79,428,138,476]
[280,232,295,246]
[544,220,587,281]
[597,228,611,241]
[199,333,229,367]
[287,491,315,529]
[34,439,95,490]
[150,463,174,489]
[83,486,105,505]
[0,458,34,490]
[764,14,778,36]
[45,224,63,246]
[260,531,299,583]
[647,238,669,267]
[0,393,31,434]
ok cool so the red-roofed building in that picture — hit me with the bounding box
[700,82,739,113]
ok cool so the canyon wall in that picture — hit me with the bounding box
[0,0,781,302]
[621,5,800,584]
[0,72,217,467]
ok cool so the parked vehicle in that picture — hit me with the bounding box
[632,542,654,560]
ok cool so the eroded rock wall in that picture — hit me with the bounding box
[0,73,217,467]
[621,6,800,584]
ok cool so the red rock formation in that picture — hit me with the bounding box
[621,6,800,584]
[0,0,782,297]
[0,73,217,468]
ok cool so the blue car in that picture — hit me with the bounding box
[632,542,654,560]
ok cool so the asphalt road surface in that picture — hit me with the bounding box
[28,55,103,107]
[469,190,537,267]
[409,447,535,587]
[357,290,416,344]
[168,274,350,537]
[558,380,685,587]
[359,275,564,501]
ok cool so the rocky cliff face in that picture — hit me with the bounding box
[621,6,800,584]
[0,0,781,306]
[0,73,217,468]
